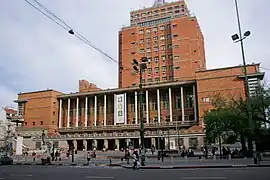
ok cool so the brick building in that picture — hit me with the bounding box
[14,1,264,150]
[119,0,205,88]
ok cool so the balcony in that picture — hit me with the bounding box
[58,121,196,133]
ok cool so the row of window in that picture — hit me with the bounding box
[137,24,177,34]
[25,121,44,126]
[132,4,184,19]
[139,44,178,54]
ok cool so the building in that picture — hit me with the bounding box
[13,1,265,151]
[118,0,205,88]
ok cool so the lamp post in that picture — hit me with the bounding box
[231,0,257,164]
[132,57,148,166]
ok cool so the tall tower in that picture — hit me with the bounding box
[118,0,205,88]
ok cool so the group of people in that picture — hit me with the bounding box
[122,148,140,169]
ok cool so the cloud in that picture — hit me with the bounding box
[0,0,269,110]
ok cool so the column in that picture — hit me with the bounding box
[124,93,127,125]
[73,140,77,150]
[85,97,88,127]
[92,139,97,149]
[157,89,161,123]
[193,84,197,121]
[146,90,149,124]
[104,95,107,126]
[58,99,62,128]
[115,139,119,150]
[76,98,79,127]
[135,92,138,124]
[83,140,87,150]
[169,88,173,122]
[126,139,131,147]
[104,139,108,150]
[151,138,156,146]
[183,137,189,149]
[181,87,185,121]
[94,96,97,126]
[67,99,70,128]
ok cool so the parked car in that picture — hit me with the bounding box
[0,155,13,165]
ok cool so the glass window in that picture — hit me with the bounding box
[154,67,159,73]
[155,77,160,82]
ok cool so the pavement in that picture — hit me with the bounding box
[1,165,270,180]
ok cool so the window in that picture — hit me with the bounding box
[168,44,172,49]
[165,116,170,122]
[142,79,145,83]
[161,45,166,50]
[148,11,152,15]
[155,77,160,82]
[161,55,166,60]
[161,8,166,12]
[140,49,145,53]
[162,77,167,81]
[168,55,173,59]
[169,76,174,81]
[154,67,159,73]
[202,97,210,102]
[24,122,27,126]
[175,5,180,9]
[131,42,136,45]
[148,78,152,83]
[163,92,169,109]
[175,96,181,109]
[139,39,144,44]
[148,68,152,74]
[162,66,167,72]
[160,25,165,30]
[146,28,151,33]
[142,13,146,17]
[139,30,144,34]
[131,32,135,35]
[53,111,56,115]
[32,122,35,126]
[160,35,165,40]
[173,44,179,48]
[153,27,158,31]
[153,36,158,40]
[168,34,172,39]
[175,10,180,14]
[167,7,173,10]
[154,57,159,62]
[131,52,136,55]
[174,55,179,60]
[146,48,151,53]
[154,47,158,52]
[40,121,43,125]
[173,34,178,38]
[147,57,152,62]
[169,65,174,70]
[172,24,177,27]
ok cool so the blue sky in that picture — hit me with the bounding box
[0,0,269,108]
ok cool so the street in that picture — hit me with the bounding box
[1,165,270,180]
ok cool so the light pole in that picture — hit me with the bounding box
[231,0,257,164]
[132,57,148,166]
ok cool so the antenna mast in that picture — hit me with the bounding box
[154,0,165,7]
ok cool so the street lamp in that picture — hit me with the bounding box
[232,0,257,164]
[132,57,148,166]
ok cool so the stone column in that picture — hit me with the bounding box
[58,99,62,128]
[92,139,97,149]
[183,137,189,149]
[169,88,173,122]
[67,99,71,128]
[104,139,108,150]
[151,138,156,146]
[135,92,138,124]
[104,95,107,126]
[73,140,77,150]
[83,140,87,150]
[146,90,149,123]
[157,89,161,123]
[115,139,119,150]
[94,96,97,126]
[126,138,131,147]
[76,98,79,127]
[85,97,88,127]
[181,87,185,121]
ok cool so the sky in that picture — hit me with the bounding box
[0,0,269,109]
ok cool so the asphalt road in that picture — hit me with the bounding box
[1,165,270,180]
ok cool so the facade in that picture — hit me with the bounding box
[13,1,265,151]
[118,0,205,88]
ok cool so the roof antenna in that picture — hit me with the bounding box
[154,0,165,7]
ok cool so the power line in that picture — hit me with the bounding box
[24,0,118,64]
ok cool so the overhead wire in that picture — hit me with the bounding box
[24,0,118,64]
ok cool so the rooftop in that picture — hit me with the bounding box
[196,63,260,73]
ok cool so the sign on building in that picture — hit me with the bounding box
[114,94,126,124]
[16,136,23,155]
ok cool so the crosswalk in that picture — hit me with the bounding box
[56,165,121,169]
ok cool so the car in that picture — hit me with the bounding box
[0,155,13,165]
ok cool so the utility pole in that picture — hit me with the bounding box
[132,57,148,166]
[231,0,257,164]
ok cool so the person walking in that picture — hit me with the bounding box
[86,152,91,165]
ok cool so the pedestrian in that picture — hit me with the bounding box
[87,152,91,165]
[132,151,139,170]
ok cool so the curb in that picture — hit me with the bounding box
[121,164,270,169]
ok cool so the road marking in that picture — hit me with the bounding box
[10,174,32,177]
[84,176,114,179]
[0,178,5,179]
[181,177,227,180]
